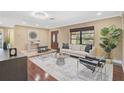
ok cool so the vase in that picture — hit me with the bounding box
[106,59,112,64]
[105,52,112,59]
[7,43,11,49]
[3,42,7,50]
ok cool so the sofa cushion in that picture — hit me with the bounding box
[62,43,69,49]
[60,49,68,53]
[85,44,92,53]
[61,49,89,57]
[80,45,86,51]
[69,44,81,51]
[70,50,89,56]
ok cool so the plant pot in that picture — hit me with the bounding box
[106,52,112,59]
[3,42,8,50]
[7,43,11,49]
[106,59,112,64]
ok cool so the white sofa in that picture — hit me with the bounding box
[60,44,95,58]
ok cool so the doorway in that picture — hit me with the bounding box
[51,31,58,49]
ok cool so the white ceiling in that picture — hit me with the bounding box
[0,11,122,29]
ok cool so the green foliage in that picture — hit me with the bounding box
[100,25,122,58]
[5,36,10,44]
[76,35,80,44]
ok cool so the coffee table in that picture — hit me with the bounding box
[56,53,65,66]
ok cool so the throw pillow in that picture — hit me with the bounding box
[62,43,69,49]
[85,44,92,53]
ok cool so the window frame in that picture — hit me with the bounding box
[70,26,95,45]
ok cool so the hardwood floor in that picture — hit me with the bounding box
[113,64,124,81]
[28,60,57,81]
[28,59,124,81]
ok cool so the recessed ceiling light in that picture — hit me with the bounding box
[32,11,49,19]
[97,12,102,16]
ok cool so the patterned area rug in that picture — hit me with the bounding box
[32,54,113,81]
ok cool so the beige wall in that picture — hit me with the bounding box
[0,27,14,42]
[122,13,124,70]
[0,28,4,34]
[48,28,70,48]
[49,16,122,60]
[14,25,49,51]
[8,28,14,47]
[0,28,4,48]
[0,27,9,40]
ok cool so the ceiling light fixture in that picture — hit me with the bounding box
[32,11,49,19]
[97,12,102,16]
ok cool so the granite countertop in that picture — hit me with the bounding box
[0,49,26,62]
[29,54,113,81]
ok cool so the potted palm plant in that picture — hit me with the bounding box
[3,36,10,50]
[100,25,122,63]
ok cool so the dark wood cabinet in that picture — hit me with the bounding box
[28,60,57,81]
[0,57,27,81]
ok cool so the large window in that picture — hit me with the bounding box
[70,26,95,45]
[71,31,80,44]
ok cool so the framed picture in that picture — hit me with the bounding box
[9,48,17,57]
[28,31,39,41]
